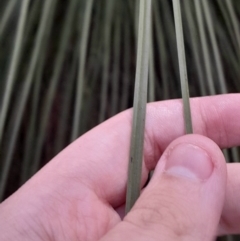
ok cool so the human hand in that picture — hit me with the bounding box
[0,94,240,241]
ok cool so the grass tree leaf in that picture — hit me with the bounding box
[172,0,193,134]
[125,0,152,213]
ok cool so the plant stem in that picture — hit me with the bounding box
[172,0,193,134]
[125,0,152,213]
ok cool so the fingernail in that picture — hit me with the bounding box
[164,144,213,181]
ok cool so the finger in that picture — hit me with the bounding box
[49,94,240,205]
[6,94,240,234]
[219,163,240,235]
[101,135,227,241]
[115,164,240,236]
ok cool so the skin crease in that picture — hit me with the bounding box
[0,94,239,240]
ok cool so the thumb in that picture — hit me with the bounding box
[101,134,227,241]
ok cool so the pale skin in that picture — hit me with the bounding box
[0,94,240,240]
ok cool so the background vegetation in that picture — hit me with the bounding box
[0,0,239,240]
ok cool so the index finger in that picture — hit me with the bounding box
[52,94,240,205]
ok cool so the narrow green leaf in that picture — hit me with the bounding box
[217,0,240,59]
[134,0,140,43]
[30,0,78,175]
[183,0,206,96]
[172,0,193,134]
[194,0,216,95]
[160,0,179,89]
[54,52,78,155]
[148,11,155,103]
[226,0,240,52]
[231,147,239,163]
[0,0,17,39]
[126,0,152,213]
[99,0,115,122]
[71,0,94,141]
[0,0,56,200]
[223,149,230,163]
[24,0,42,39]
[201,1,227,94]
[21,0,57,183]
[120,19,131,111]
[0,0,30,145]
[110,13,121,116]
[153,0,169,100]
[215,20,240,91]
